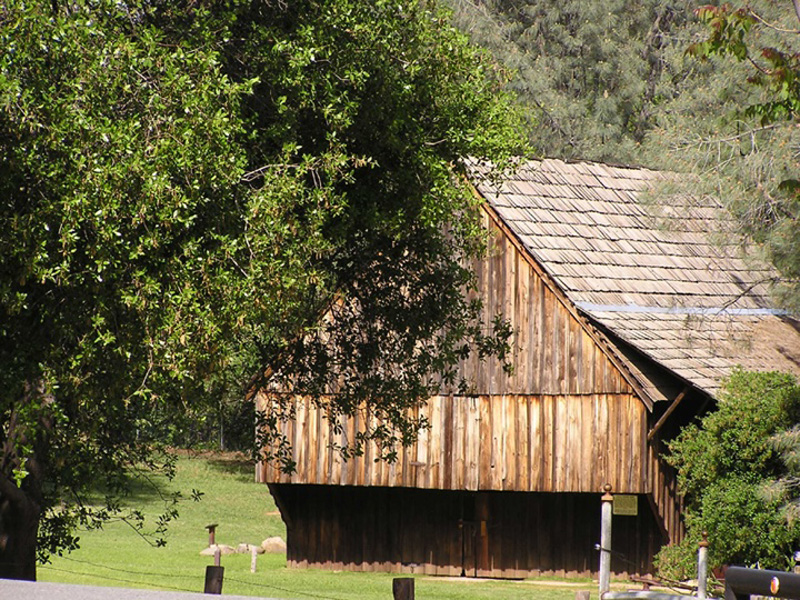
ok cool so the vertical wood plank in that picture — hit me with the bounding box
[516,250,530,393]
[479,397,492,489]
[545,287,556,394]
[490,396,503,490]
[466,397,480,490]
[442,396,453,490]
[529,395,541,491]
[597,393,609,489]
[536,275,547,393]
[573,321,584,394]
[451,396,462,490]
[430,398,442,489]
[417,404,429,489]
[580,394,593,492]
[528,271,540,392]
[503,236,516,392]
[555,396,569,490]
[563,305,572,394]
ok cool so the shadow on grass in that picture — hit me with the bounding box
[180,449,256,482]
[207,456,256,482]
[83,470,177,506]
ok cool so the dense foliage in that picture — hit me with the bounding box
[671,2,800,310]
[443,0,709,163]
[0,0,526,579]
[657,370,800,576]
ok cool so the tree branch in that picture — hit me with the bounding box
[240,163,301,183]
[748,7,800,33]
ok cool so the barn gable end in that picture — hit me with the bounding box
[261,203,654,495]
[454,206,646,402]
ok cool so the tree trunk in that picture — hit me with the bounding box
[0,382,51,581]
[0,488,40,580]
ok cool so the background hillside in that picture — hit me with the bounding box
[442,0,785,166]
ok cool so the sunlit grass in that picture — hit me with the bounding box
[39,452,595,600]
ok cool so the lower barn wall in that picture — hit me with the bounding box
[270,483,664,578]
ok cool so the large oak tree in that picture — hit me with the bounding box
[0,0,526,579]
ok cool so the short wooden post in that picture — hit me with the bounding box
[204,565,224,595]
[576,591,591,600]
[251,546,258,573]
[697,532,709,600]
[206,523,218,547]
[214,547,221,567]
[393,577,415,600]
[599,484,613,598]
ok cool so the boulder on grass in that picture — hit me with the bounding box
[237,543,265,554]
[200,544,236,556]
[261,536,287,554]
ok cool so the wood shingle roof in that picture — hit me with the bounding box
[470,158,800,400]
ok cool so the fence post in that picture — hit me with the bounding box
[393,578,415,600]
[205,523,218,547]
[251,546,258,573]
[697,532,709,600]
[599,484,613,598]
[204,565,224,595]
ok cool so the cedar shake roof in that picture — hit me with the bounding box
[470,158,800,401]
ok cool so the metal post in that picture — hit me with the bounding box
[599,484,613,597]
[697,532,709,600]
[204,566,224,595]
[205,523,218,547]
[393,578,415,600]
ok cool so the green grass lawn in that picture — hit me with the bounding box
[38,452,596,600]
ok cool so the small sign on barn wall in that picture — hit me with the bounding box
[613,494,638,516]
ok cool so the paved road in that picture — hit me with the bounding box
[0,578,280,599]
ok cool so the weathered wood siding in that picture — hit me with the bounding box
[648,436,686,544]
[258,392,649,494]
[453,209,637,397]
[255,202,687,575]
[272,484,663,577]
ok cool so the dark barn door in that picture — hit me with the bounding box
[459,492,491,577]
[460,520,477,576]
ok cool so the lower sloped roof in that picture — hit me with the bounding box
[471,158,800,399]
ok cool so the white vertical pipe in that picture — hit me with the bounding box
[599,484,613,597]
[697,532,709,600]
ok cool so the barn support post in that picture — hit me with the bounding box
[697,532,709,600]
[599,484,613,597]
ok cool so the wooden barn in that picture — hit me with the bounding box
[256,159,800,578]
